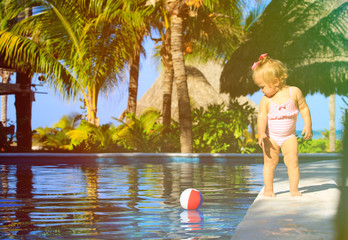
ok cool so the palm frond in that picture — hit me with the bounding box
[220,0,348,97]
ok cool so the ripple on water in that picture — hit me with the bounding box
[0,159,263,239]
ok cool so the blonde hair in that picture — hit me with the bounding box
[252,55,288,88]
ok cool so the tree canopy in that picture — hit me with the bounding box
[220,0,348,97]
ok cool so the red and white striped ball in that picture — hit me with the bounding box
[180,188,203,210]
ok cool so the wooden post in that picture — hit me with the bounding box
[15,72,32,151]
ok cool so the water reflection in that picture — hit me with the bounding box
[180,163,194,188]
[180,210,204,231]
[15,165,36,236]
[1,165,9,197]
[0,158,263,239]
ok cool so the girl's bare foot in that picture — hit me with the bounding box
[263,191,276,197]
[290,190,302,197]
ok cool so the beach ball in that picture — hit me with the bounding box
[180,188,203,210]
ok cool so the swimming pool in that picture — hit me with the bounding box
[0,155,264,239]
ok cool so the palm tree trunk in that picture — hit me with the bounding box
[162,30,174,134]
[15,71,32,151]
[126,42,141,116]
[329,93,335,152]
[170,2,193,153]
[161,58,174,153]
[85,87,95,126]
[120,30,144,121]
[162,60,174,130]
[86,90,99,126]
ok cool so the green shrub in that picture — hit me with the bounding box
[114,110,164,152]
[298,137,342,153]
[67,121,123,152]
[192,100,256,153]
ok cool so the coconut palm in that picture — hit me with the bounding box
[143,0,174,151]
[145,0,192,152]
[148,0,249,152]
[166,0,194,153]
[1,0,147,127]
[0,0,37,150]
[121,0,153,120]
[121,31,144,120]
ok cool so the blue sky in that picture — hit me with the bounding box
[5,39,346,132]
[5,0,346,132]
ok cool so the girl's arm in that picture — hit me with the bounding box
[257,96,269,148]
[294,87,313,140]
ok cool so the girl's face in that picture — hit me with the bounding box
[254,75,278,98]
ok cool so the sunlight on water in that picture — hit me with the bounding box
[0,158,263,239]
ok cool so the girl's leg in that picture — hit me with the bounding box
[281,136,301,196]
[263,137,280,197]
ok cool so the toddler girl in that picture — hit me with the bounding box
[252,53,313,197]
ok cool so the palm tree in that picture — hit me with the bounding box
[120,0,153,120]
[153,0,246,152]
[166,0,193,153]
[145,0,192,152]
[0,0,79,151]
[0,0,36,150]
[1,0,146,127]
[121,31,144,120]
[146,0,174,149]
[0,4,13,126]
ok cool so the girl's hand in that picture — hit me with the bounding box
[301,127,313,140]
[258,132,268,148]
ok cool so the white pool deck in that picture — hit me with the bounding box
[232,159,341,240]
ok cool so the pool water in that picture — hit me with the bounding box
[0,157,263,239]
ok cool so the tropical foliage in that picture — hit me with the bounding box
[32,113,81,150]
[298,129,343,153]
[113,109,164,152]
[68,121,122,152]
[33,100,262,153]
[192,101,256,153]
[220,0,348,97]
[147,0,249,152]
[3,0,345,154]
[0,0,148,125]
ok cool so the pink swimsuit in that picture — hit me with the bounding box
[267,87,299,147]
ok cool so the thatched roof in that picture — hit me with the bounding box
[220,0,348,97]
[137,61,258,120]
